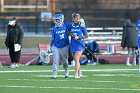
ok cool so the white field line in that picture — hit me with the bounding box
[32,74,140,78]
[5,79,138,84]
[0,85,140,91]
[5,79,117,83]
[32,74,88,78]
[92,74,140,77]
[0,69,138,73]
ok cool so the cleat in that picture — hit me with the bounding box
[79,72,82,78]
[126,63,131,66]
[64,76,69,78]
[64,71,69,78]
[8,64,16,68]
[51,77,57,79]
[131,62,136,66]
[15,63,19,68]
[75,74,80,79]
[51,74,57,79]
[126,62,131,66]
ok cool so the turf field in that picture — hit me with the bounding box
[0,64,140,93]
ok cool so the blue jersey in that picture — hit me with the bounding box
[68,24,87,52]
[137,19,140,48]
[52,22,71,48]
[138,31,140,48]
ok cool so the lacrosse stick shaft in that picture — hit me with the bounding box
[76,39,96,58]
[24,56,39,66]
[0,62,2,68]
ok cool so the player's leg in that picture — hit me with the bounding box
[60,46,69,78]
[14,50,21,68]
[9,44,16,68]
[126,47,131,66]
[139,48,140,73]
[51,46,60,78]
[132,47,136,66]
[74,51,83,78]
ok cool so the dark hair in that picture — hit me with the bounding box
[10,16,16,21]
[124,19,131,25]
[72,13,80,18]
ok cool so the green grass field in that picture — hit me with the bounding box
[0,64,140,93]
[0,36,51,48]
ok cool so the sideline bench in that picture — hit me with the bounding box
[94,52,127,64]
[92,43,128,64]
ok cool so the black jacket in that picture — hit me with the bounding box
[121,23,138,48]
[5,22,24,48]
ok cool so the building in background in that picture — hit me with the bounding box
[0,0,140,33]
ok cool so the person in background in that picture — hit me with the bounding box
[121,19,138,66]
[50,14,70,79]
[5,17,24,68]
[136,19,140,70]
[68,13,88,78]
[84,40,99,65]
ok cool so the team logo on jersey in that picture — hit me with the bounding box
[71,29,80,32]
[56,30,65,34]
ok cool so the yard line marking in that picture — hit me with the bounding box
[5,79,117,82]
[33,74,140,78]
[33,74,87,77]
[0,85,140,91]
[92,74,140,77]
[0,69,138,73]
[4,78,139,84]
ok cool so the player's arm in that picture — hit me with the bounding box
[78,27,88,39]
[50,28,55,46]
[66,30,88,40]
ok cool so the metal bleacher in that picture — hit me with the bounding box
[86,27,124,54]
[85,27,130,64]
[87,27,123,44]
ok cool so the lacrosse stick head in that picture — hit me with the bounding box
[39,49,51,64]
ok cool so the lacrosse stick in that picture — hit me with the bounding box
[24,46,52,66]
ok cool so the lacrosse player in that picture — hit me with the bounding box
[68,13,88,78]
[50,14,71,79]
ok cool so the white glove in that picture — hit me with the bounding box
[47,46,52,53]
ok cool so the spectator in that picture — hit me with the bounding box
[121,19,138,66]
[136,19,140,70]
[5,17,24,68]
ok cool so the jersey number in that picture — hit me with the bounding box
[59,34,64,39]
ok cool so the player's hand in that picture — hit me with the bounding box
[74,36,79,40]
[47,46,52,53]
